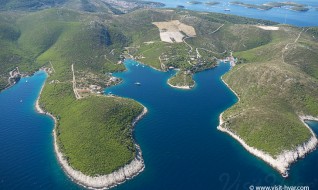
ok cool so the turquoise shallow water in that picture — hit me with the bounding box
[1,62,318,189]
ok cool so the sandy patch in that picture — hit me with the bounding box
[160,32,185,43]
[144,41,155,44]
[153,20,196,43]
[256,25,280,31]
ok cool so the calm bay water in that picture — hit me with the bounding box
[0,61,318,189]
[0,72,80,190]
[152,0,318,26]
[107,61,318,190]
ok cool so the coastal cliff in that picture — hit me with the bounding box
[218,113,318,177]
[54,129,145,189]
[167,81,193,90]
[218,61,318,177]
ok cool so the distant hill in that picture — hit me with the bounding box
[0,0,66,10]
[0,0,164,12]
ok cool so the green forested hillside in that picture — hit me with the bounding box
[0,0,66,10]
[40,81,143,175]
[0,8,143,175]
[0,8,277,90]
[223,25,318,156]
[26,9,143,175]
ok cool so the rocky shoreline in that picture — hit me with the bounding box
[53,128,145,189]
[218,78,318,177]
[218,113,318,177]
[35,79,148,189]
[167,81,192,90]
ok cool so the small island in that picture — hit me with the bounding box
[231,1,310,12]
[205,2,220,6]
[176,5,185,9]
[187,1,203,5]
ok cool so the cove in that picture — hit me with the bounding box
[1,62,318,189]
[105,60,318,189]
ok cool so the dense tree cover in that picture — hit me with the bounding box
[40,82,143,175]
[168,71,195,88]
[223,26,318,156]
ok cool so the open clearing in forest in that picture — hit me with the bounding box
[152,20,196,43]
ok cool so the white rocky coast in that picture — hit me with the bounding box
[53,129,145,189]
[35,81,148,189]
[167,82,192,90]
[218,111,318,177]
[218,74,318,177]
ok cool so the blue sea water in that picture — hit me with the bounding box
[107,61,318,190]
[152,0,318,26]
[0,72,80,190]
[1,61,318,189]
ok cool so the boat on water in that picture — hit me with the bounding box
[224,8,230,11]
[134,82,141,86]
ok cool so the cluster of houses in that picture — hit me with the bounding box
[8,67,21,86]
[76,75,120,97]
